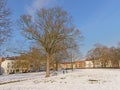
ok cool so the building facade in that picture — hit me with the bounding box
[1,59,16,74]
[85,60,93,68]
[75,61,85,68]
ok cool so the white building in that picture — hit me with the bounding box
[1,59,16,74]
[85,60,93,68]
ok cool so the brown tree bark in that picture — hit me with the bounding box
[46,53,50,77]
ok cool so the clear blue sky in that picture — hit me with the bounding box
[7,0,120,57]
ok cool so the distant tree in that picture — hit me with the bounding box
[18,7,82,77]
[0,0,11,45]
[68,49,82,71]
[87,44,120,68]
[51,50,69,71]
[14,47,46,72]
[87,44,102,68]
[110,47,120,68]
[26,47,46,71]
[14,59,30,73]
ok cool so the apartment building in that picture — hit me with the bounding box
[1,58,16,74]
[85,60,93,68]
[75,60,85,68]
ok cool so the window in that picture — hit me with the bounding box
[7,65,10,68]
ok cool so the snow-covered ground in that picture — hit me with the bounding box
[0,69,120,90]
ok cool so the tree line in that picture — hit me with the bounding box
[87,44,120,68]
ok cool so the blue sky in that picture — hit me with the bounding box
[7,0,120,57]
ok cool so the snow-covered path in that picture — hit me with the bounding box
[0,69,120,90]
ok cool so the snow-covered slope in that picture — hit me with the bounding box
[0,69,120,90]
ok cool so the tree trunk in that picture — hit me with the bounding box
[71,53,73,71]
[55,60,58,71]
[46,53,50,77]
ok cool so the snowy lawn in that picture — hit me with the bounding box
[0,69,120,90]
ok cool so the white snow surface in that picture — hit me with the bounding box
[0,69,120,90]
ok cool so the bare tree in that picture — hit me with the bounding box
[18,7,82,77]
[51,50,69,72]
[25,47,46,71]
[87,44,120,68]
[110,47,120,68]
[0,0,11,45]
[87,48,100,68]
[14,47,46,72]
[14,59,30,73]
